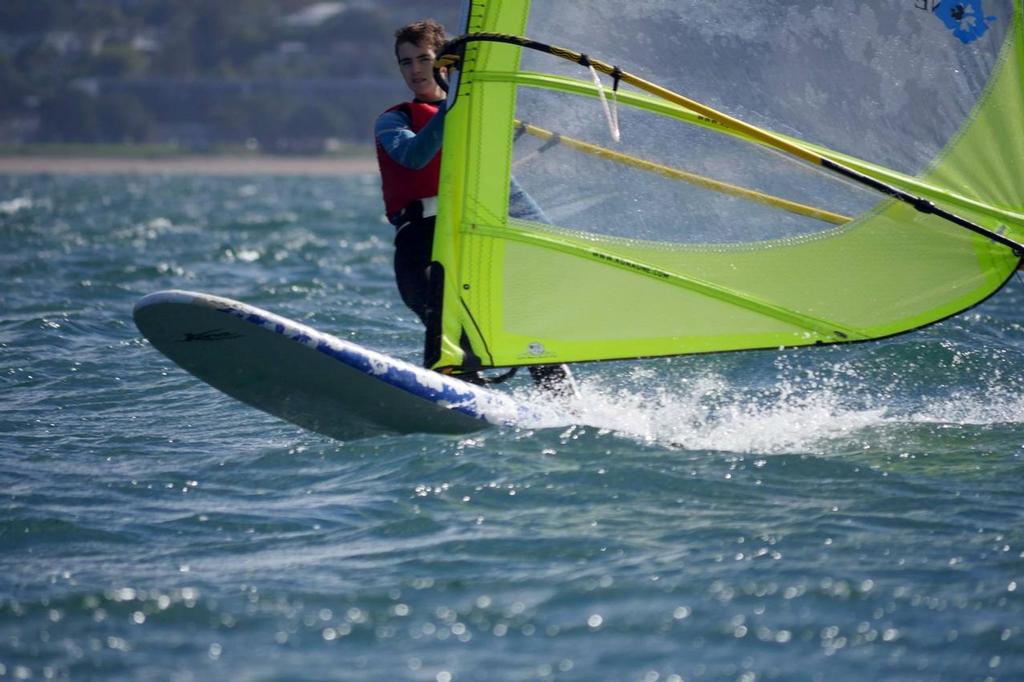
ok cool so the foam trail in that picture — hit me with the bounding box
[602,378,888,454]
[513,368,889,455]
[510,337,1024,454]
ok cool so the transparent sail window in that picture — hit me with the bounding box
[521,0,1010,177]
[510,85,881,245]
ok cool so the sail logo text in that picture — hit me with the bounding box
[591,252,670,280]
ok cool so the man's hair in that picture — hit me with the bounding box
[394,19,448,58]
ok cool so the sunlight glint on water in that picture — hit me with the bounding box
[1,173,1022,681]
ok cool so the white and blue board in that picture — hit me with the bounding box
[133,290,536,440]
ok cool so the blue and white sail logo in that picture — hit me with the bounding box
[520,342,556,360]
[918,0,998,44]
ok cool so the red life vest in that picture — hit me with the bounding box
[375,100,443,220]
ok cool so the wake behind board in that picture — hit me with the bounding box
[133,290,535,440]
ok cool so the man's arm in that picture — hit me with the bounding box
[374,102,447,170]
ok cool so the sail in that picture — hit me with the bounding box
[432,0,1024,371]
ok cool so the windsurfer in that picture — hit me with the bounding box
[374,19,576,396]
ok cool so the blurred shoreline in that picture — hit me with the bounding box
[0,155,377,176]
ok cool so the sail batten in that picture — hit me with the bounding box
[432,1,1024,371]
[512,121,851,225]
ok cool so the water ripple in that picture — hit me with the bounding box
[1,174,1022,681]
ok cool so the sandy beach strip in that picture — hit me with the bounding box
[0,155,378,176]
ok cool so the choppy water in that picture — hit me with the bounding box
[2,173,1023,681]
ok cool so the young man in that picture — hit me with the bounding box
[374,20,448,366]
[374,20,576,395]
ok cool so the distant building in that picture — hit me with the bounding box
[0,116,38,145]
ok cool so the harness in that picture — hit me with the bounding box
[375,100,443,222]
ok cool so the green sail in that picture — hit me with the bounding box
[432,1,1023,371]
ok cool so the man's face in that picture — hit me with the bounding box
[397,41,444,101]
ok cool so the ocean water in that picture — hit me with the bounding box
[2,172,1023,682]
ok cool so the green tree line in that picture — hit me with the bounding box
[0,0,458,149]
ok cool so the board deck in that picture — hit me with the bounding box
[133,290,537,440]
